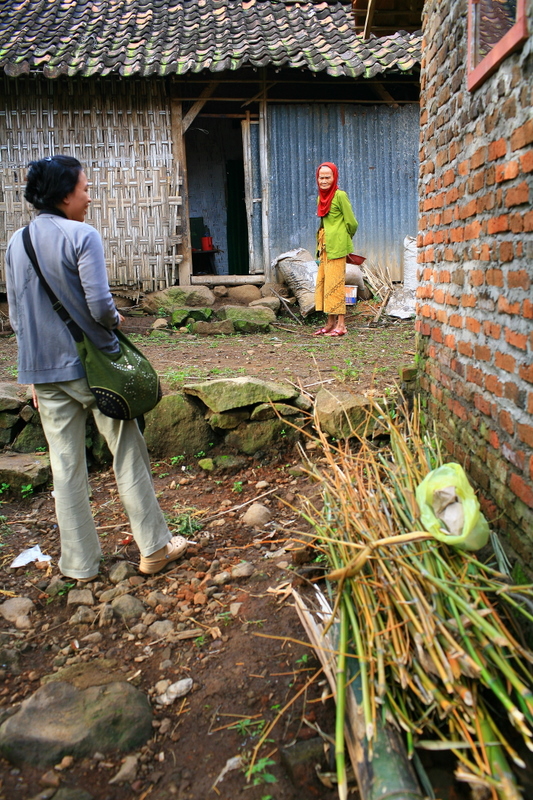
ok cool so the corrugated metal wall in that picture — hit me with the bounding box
[267,103,420,281]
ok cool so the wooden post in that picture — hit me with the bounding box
[170,97,192,286]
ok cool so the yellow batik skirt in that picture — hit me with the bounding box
[315,228,346,315]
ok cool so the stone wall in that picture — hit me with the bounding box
[417,1,533,564]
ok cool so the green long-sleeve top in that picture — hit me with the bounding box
[317,189,358,259]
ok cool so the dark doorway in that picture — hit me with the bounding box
[226,159,249,275]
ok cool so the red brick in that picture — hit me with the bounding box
[495,161,519,182]
[505,329,528,350]
[521,150,533,173]
[518,423,533,449]
[465,316,481,333]
[510,120,533,151]
[458,159,470,176]
[474,345,491,361]
[497,296,521,315]
[475,394,491,415]
[487,214,509,234]
[528,392,533,414]
[461,294,476,308]
[464,220,483,239]
[450,227,464,242]
[430,326,443,343]
[443,169,455,186]
[495,352,516,373]
[509,473,533,508]
[444,248,456,261]
[499,241,514,262]
[486,269,504,287]
[505,181,529,207]
[470,270,484,286]
[434,288,445,304]
[467,366,484,386]
[449,314,464,329]
[449,399,467,421]
[488,138,506,160]
[436,309,448,323]
[500,410,515,435]
[444,334,455,349]
[520,364,533,384]
[439,270,451,283]
[483,321,501,339]
[459,199,477,219]
[509,212,524,233]
[458,341,473,357]
[485,374,503,396]
[471,146,487,169]
[488,430,500,449]
[523,299,533,319]
[508,270,531,290]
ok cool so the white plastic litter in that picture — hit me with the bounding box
[10,545,52,568]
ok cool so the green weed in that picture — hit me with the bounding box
[232,480,244,494]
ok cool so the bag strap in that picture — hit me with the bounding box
[22,225,84,343]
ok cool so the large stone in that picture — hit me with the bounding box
[0,647,21,675]
[227,285,262,304]
[261,282,289,298]
[111,595,145,621]
[144,393,213,457]
[0,452,51,494]
[11,423,48,454]
[250,402,300,421]
[0,383,22,412]
[0,681,152,766]
[142,286,215,313]
[216,305,275,333]
[249,296,281,313]
[0,597,34,622]
[242,503,271,528]
[183,377,297,413]
[224,419,301,455]
[192,320,235,336]
[0,411,19,430]
[41,659,122,689]
[205,409,250,430]
[314,389,376,439]
[171,307,213,326]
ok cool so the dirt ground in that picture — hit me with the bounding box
[0,302,463,800]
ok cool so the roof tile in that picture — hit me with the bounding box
[0,0,421,78]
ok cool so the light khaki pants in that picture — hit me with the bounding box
[35,378,170,580]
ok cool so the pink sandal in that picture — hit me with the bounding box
[325,329,346,337]
[314,327,331,336]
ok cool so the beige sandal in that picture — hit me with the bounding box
[139,535,188,575]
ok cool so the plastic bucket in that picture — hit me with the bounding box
[345,285,358,305]
[201,236,213,251]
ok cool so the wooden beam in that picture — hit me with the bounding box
[190,274,264,286]
[373,82,398,106]
[182,82,220,133]
[170,98,192,286]
[363,0,378,39]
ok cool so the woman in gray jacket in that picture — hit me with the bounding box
[6,155,186,581]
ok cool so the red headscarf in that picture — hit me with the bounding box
[316,162,338,217]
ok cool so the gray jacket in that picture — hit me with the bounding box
[6,212,119,385]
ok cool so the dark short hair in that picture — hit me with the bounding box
[24,155,83,210]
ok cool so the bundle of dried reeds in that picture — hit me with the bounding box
[298,401,533,800]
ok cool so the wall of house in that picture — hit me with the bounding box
[268,103,420,280]
[418,2,533,565]
[0,76,181,292]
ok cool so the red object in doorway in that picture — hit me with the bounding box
[201,236,213,251]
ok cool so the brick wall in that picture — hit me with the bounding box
[417,1,533,566]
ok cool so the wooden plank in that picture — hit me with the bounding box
[190,274,264,286]
[182,82,219,133]
[171,98,192,286]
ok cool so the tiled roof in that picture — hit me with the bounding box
[0,0,421,79]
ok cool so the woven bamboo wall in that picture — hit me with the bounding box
[0,76,182,291]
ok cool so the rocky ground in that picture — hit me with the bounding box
[0,300,460,800]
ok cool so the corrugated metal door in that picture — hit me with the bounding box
[242,107,271,275]
[267,103,420,281]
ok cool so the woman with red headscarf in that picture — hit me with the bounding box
[313,162,358,336]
